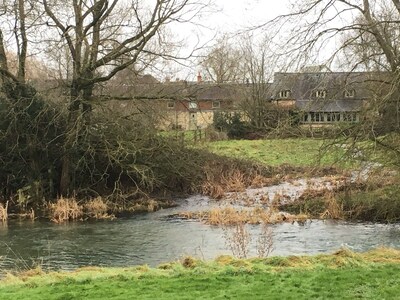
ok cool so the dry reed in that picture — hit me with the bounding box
[178,206,308,225]
[201,162,273,199]
[84,197,110,219]
[0,201,8,223]
[49,197,83,223]
[320,192,344,220]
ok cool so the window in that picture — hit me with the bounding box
[344,89,356,98]
[314,90,327,98]
[188,101,198,109]
[167,101,175,109]
[343,112,357,122]
[212,100,220,108]
[326,112,332,122]
[310,112,324,122]
[278,90,291,99]
[303,113,309,122]
[326,112,341,122]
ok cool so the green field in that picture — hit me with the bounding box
[205,138,355,168]
[1,249,399,300]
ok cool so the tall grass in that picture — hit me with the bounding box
[49,197,83,223]
[84,197,109,219]
[0,201,8,223]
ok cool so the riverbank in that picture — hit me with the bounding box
[1,137,396,223]
[1,248,399,299]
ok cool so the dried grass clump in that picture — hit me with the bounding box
[0,201,8,223]
[84,197,110,219]
[201,182,225,199]
[49,197,83,223]
[223,170,246,192]
[181,256,197,268]
[178,206,308,226]
[201,161,273,199]
[129,198,168,213]
[320,193,344,220]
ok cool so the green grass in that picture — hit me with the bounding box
[204,138,356,168]
[1,249,400,299]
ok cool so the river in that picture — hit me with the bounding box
[1,194,400,274]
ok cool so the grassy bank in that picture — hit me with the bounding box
[204,138,356,168]
[1,248,399,299]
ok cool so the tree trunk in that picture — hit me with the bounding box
[59,80,93,195]
[59,81,81,196]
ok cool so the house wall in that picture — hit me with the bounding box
[164,99,233,112]
[159,110,214,130]
[273,99,296,108]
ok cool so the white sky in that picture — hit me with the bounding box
[168,0,292,80]
[207,0,291,33]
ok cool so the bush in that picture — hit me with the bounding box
[213,112,249,139]
[0,84,66,210]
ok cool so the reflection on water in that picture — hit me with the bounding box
[0,200,400,274]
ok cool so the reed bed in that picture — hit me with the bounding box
[49,197,83,223]
[178,206,308,225]
[84,197,110,219]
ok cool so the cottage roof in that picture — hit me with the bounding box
[272,71,390,101]
[195,84,241,100]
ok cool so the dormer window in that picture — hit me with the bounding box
[314,90,327,98]
[278,90,291,99]
[344,89,355,98]
[167,101,175,109]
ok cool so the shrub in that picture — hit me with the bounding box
[213,112,249,139]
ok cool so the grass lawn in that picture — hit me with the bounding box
[204,138,356,168]
[1,248,399,300]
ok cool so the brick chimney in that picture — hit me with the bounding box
[197,71,202,83]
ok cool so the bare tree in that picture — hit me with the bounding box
[239,35,274,130]
[200,35,243,83]
[0,0,212,199]
[0,0,29,85]
[37,0,209,193]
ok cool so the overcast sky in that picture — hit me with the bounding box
[208,0,291,33]
[168,0,292,80]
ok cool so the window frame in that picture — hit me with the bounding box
[278,90,291,99]
[314,90,327,98]
[167,101,175,109]
[212,100,221,109]
[344,89,356,98]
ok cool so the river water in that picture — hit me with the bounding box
[1,193,400,274]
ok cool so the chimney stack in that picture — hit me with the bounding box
[197,71,202,83]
